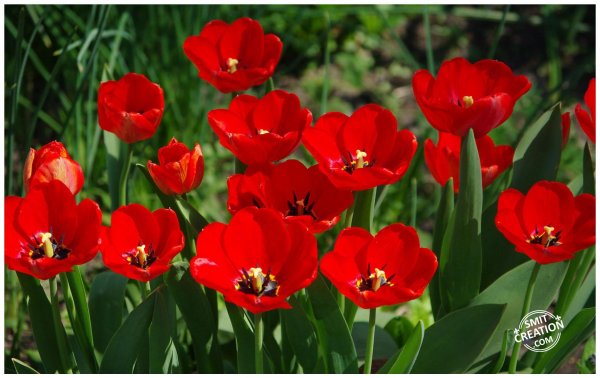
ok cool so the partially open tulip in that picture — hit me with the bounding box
[227,159,354,233]
[575,78,595,143]
[320,223,438,309]
[5,181,102,280]
[183,17,283,93]
[23,141,84,195]
[98,73,164,144]
[191,207,318,313]
[208,90,311,166]
[412,57,531,138]
[424,132,514,193]
[302,104,417,191]
[496,181,595,264]
[147,138,204,195]
[100,204,184,282]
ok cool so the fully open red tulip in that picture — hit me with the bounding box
[98,73,164,144]
[302,104,417,191]
[227,159,354,233]
[191,207,318,314]
[575,78,595,143]
[424,132,514,193]
[183,17,283,93]
[495,181,595,264]
[320,224,437,309]
[23,141,84,195]
[208,90,311,166]
[147,137,204,195]
[5,181,102,280]
[561,112,571,148]
[100,204,184,282]
[412,57,531,138]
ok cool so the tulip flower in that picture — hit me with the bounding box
[100,204,184,282]
[23,141,84,195]
[183,17,283,93]
[227,159,354,233]
[5,181,102,280]
[424,132,514,193]
[191,207,318,314]
[208,90,311,166]
[495,181,595,264]
[575,78,595,143]
[147,138,204,195]
[98,73,165,144]
[412,57,531,138]
[302,104,417,191]
[320,223,438,309]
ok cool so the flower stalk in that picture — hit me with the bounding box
[254,313,264,374]
[363,308,377,374]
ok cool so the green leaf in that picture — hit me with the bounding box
[225,302,256,373]
[384,321,424,374]
[307,275,359,373]
[582,142,595,195]
[281,296,318,373]
[439,129,482,311]
[383,315,414,348]
[412,304,506,373]
[352,322,398,360]
[149,288,178,373]
[533,308,595,373]
[88,271,128,353]
[564,265,595,323]
[12,358,40,374]
[103,130,126,211]
[468,260,568,368]
[99,287,158,373]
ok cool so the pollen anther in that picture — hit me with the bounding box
[227,58,239,74]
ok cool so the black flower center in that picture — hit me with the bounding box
[356,263,395,292]
[26,231,70,260]
[235,267,279,297]
[123,241,157,269]
[286,191,317,219]
[528,225,562,248]
[342,149,374,174]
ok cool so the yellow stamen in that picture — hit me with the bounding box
[371,268,387,292]
[462,96,474,108]
[248,267,265,294]
[542,226,555,246]
[40,232,54,258]
[227,58,239,74]
[136,244,147,266]
[257,129,269,135]
[355,150,368,169]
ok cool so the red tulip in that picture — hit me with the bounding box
[561,112,571,148]
[23,141,84,195]
[320,224,437,309]
[424,132,514,193]
[302,104,417,191]
[495,181,595,264]
[191,207,318,314]
[100,204,184,282]
[208,90,311,166]
[5,181,102,280]
[147,138,204,195]
[227,160,354,233]
[183,17,283,94]
[98,73,164,144]
[575,78,595,143]
[412,57,531,138]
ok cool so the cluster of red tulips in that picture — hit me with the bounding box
[5,16,596,374]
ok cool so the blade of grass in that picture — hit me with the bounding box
[423,6,435,74]
[488,5,510,58]
[320,10,331,116]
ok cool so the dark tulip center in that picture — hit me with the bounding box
[235,267,279,297]
[356,263,395,292]
[123,241,157,270]
[26,231,70,260]
[342,149,374,174]
[527,225,562,248]
[286,191,317,219]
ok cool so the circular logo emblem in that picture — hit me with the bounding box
[513,310,565,352]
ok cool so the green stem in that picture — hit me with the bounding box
[351,188,376,232]
[118,143,134,206]
[508,263,541,373]
[254,313,264,374]
[342,200,356,229]
[556,249,594,316]
[138,280,150,300]
[363,308,377,374]
[49,276,71,372]
[423,6,435,74]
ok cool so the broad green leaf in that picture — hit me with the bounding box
[99,287,158,373]
[412,304,506,373]
[149,288,178,373]
[468,260,568,368]
[103,130,126,211]
[565,264,595,323]
[533,308,595,373]
[281,296,318,373]
[383,315,414,348]
[582,142,595,195]
[383,321,424,374]
[225,302,256,373]
[440,129,482,311]
[352,322,398,360]
[429,179,454,319]
[307,275,358,373]
[88,271,128,353]
[12,358,40,374]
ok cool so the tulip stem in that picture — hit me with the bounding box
[508,263,541,373]
[119,143,133,206]
[49,276,72,372]
[254,313,264,373]
[363,308,377,374]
